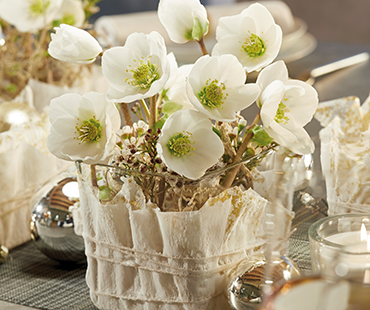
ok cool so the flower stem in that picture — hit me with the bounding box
[90,164,98,188]
[197,37,209,55]
[119,102,133,127]
[234,112,261,162]
[222,112,261,189]
[149,95,157,128]
[156,93,163,111]
[140,99,150,122]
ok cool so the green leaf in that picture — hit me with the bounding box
[154,115,168,131]
[99,185,111,201]
[212,126,222,138]
[162,101,182,115]
[192,17,208,41]
[161,88,169,101]
[52,20,61,28]
[243,148,255,160]
[250,125,273,146]
[5,84,17,93]
[238,123,246,134]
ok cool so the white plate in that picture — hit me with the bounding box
[277,32,317,63]
[281,17,308,51]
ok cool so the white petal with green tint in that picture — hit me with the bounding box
[158,0,209,44]
[157,109,223,180]
[187,54,260,122]
[0,0,63,33]
[54,0,85,28]
[212,3,282,73]
[257,62,318,155]
[47,92,120,164]
[102,31,170,103]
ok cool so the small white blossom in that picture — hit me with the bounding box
[212,3,282,73]
[256,61,318,154]
[239,119,247,127]
[102,31,170,103]
[48,24,102,64]
[158,0,209,44]
[54,0,85,27]
[0,0,63,33]
[157,109,224,180]
[117,125,133,137]
[186,54,260,122]
[133,120,149,134]
[47,92,121,164]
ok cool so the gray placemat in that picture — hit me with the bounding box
[0,241,97,310]
[288,193,328,274]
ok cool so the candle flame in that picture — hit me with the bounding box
[360,223,367,242]
[364,269,370,284]
[360,223,370,251]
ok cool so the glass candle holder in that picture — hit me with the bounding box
[308,214,370,272]
[330,242,370,309]
[260,242,370,310]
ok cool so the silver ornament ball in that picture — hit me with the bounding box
[227,256,301,310]
[30,173,85,263]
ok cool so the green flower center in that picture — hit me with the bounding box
[198,79,226,109]
[75,117,102,143]
[167,131,194,157]
[126,58,160,90]
[242,33,266,58]
[29,0,50,16]
[274,101,290,125]
[62,13,76,26]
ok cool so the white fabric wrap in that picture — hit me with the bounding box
[0,113,70,249]
[77,167,268,310]
[27,77,93,113]
[315,96,370,215]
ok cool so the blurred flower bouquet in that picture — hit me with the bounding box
[0,0,101,102]
[46,0,318,308]
[0,0,101,250]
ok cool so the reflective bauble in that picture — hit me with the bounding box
[227,256,301,310]
[0,101,39,133]
[30,174,85,263]
[0,245,9,264]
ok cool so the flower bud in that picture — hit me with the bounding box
[48,24,102,64]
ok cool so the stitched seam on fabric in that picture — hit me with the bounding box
[92,289,224,304]
[82,234,265,261]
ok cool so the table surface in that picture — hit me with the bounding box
[2,40,370,310]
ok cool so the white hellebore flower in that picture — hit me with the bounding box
[48,24,102,64]
[162,53,194,115]
[54,0,85,27]
[256,60,318,155]
[157,109,224,180]
[186,54,260,122]
[158,0,209,44]
[212,3,282,73]
[102,31,170,103]
[0,0,63,33]
[47,92,121,164]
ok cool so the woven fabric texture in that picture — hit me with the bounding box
[0,241,97,310]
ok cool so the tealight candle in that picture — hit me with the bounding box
[309,214,370,272]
